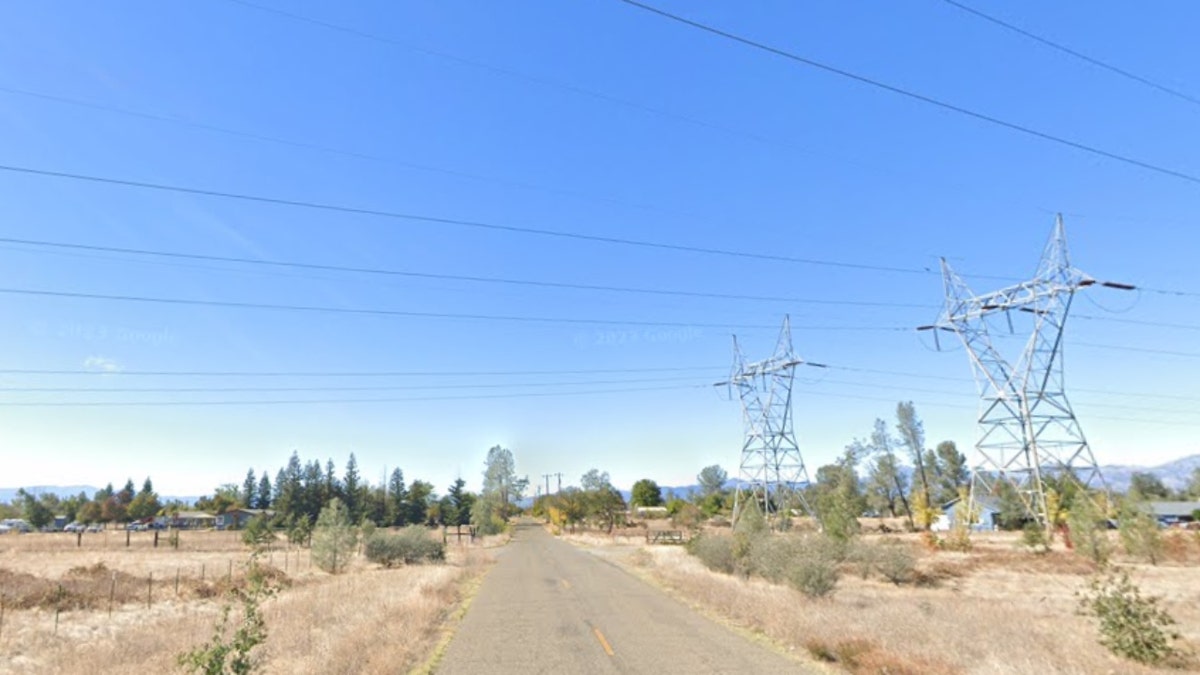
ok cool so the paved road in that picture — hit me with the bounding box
[437,522,809,674]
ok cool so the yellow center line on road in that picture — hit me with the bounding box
[592,627,615,657]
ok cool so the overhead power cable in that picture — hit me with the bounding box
[0,383,707,407]
[792,388,1200,428]
[0,237,933,309]
[616,0,1200,187]
[0,163,956,275]
[937,0,1200,107]
[0,375,702,394]
[0,286,912,332]
[0,365,724,378]
[0,85,703,223]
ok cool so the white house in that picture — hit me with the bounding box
[933,496,1002,532]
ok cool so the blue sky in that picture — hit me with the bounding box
[2,1,1199,497]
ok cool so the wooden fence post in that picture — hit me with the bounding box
[126,529,131,548]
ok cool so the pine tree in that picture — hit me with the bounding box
[242,469,257,508]
[311,498,356,574]
[446,478,474,527]
[256,473,272,510]
[343,453,362,523]
[387,468,407,526]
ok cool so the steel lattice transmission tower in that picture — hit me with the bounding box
[716,315,814,524]
[922,215,1131,530]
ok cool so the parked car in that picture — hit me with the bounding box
[0,519,32,533]
[64,522,86,533]
[86,524,103,533]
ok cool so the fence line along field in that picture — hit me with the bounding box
[0,528,493,674]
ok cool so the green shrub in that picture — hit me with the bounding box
[1077,569,1180,665]
[241,515,276,549]
[687,533,737,575]
[311,499,357,574]
[786,554,839,598]
[1119,502,1163,565]
[847,540,879,580]
[746,535,806,584]
[179,557,276,675]
[875,543,915,585]
[1067,496,1111,566]
[365,526,445,567]
[1022,522,1049,553]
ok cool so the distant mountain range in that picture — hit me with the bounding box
[1098,454,1200,493]
[0,485,200,505]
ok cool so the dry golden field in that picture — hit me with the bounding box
[568,527,1200,675]
[0,529,495,674]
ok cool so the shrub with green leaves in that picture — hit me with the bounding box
[874,542,915,585]
[1119,501,1163,565]
[179,558,276,675]
[365,526,445,567]
[746,534,807,584]
[1022,521,1049,553]
[1077,569,1180,665]
[1067,495,1111,566]
[687,533,737,575]
[311,499,357,574]
[241,515,276,549]
[786,554,839,599]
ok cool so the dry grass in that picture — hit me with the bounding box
[573,530,1200,675]
[0,531,493,674]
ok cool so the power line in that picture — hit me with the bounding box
[0,237,934,309]
[0,383,707,407]
[616,0,1200,187]
[793,388,1200,428]
[0,162,950,274]
[1074,341,1200,359]
[937,0,1200,107]
[9,360,1195,407]
[1074,313,1200,332]
[0,85,706,223]
[0,375,703,393]
[0,365,723,378]
[0,285,912,332]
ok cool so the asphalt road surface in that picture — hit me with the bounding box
[436,521,809,674]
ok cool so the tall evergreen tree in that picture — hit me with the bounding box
[324,459,340,505]
[387,468,408,526]
[302,460,324,520]
[118,479,136,506]
[242,468,257,508]
[256,473,273,510]
[446,478,474,527]
[343,453,362,523]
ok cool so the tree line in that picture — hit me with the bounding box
[2,445,531,537]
